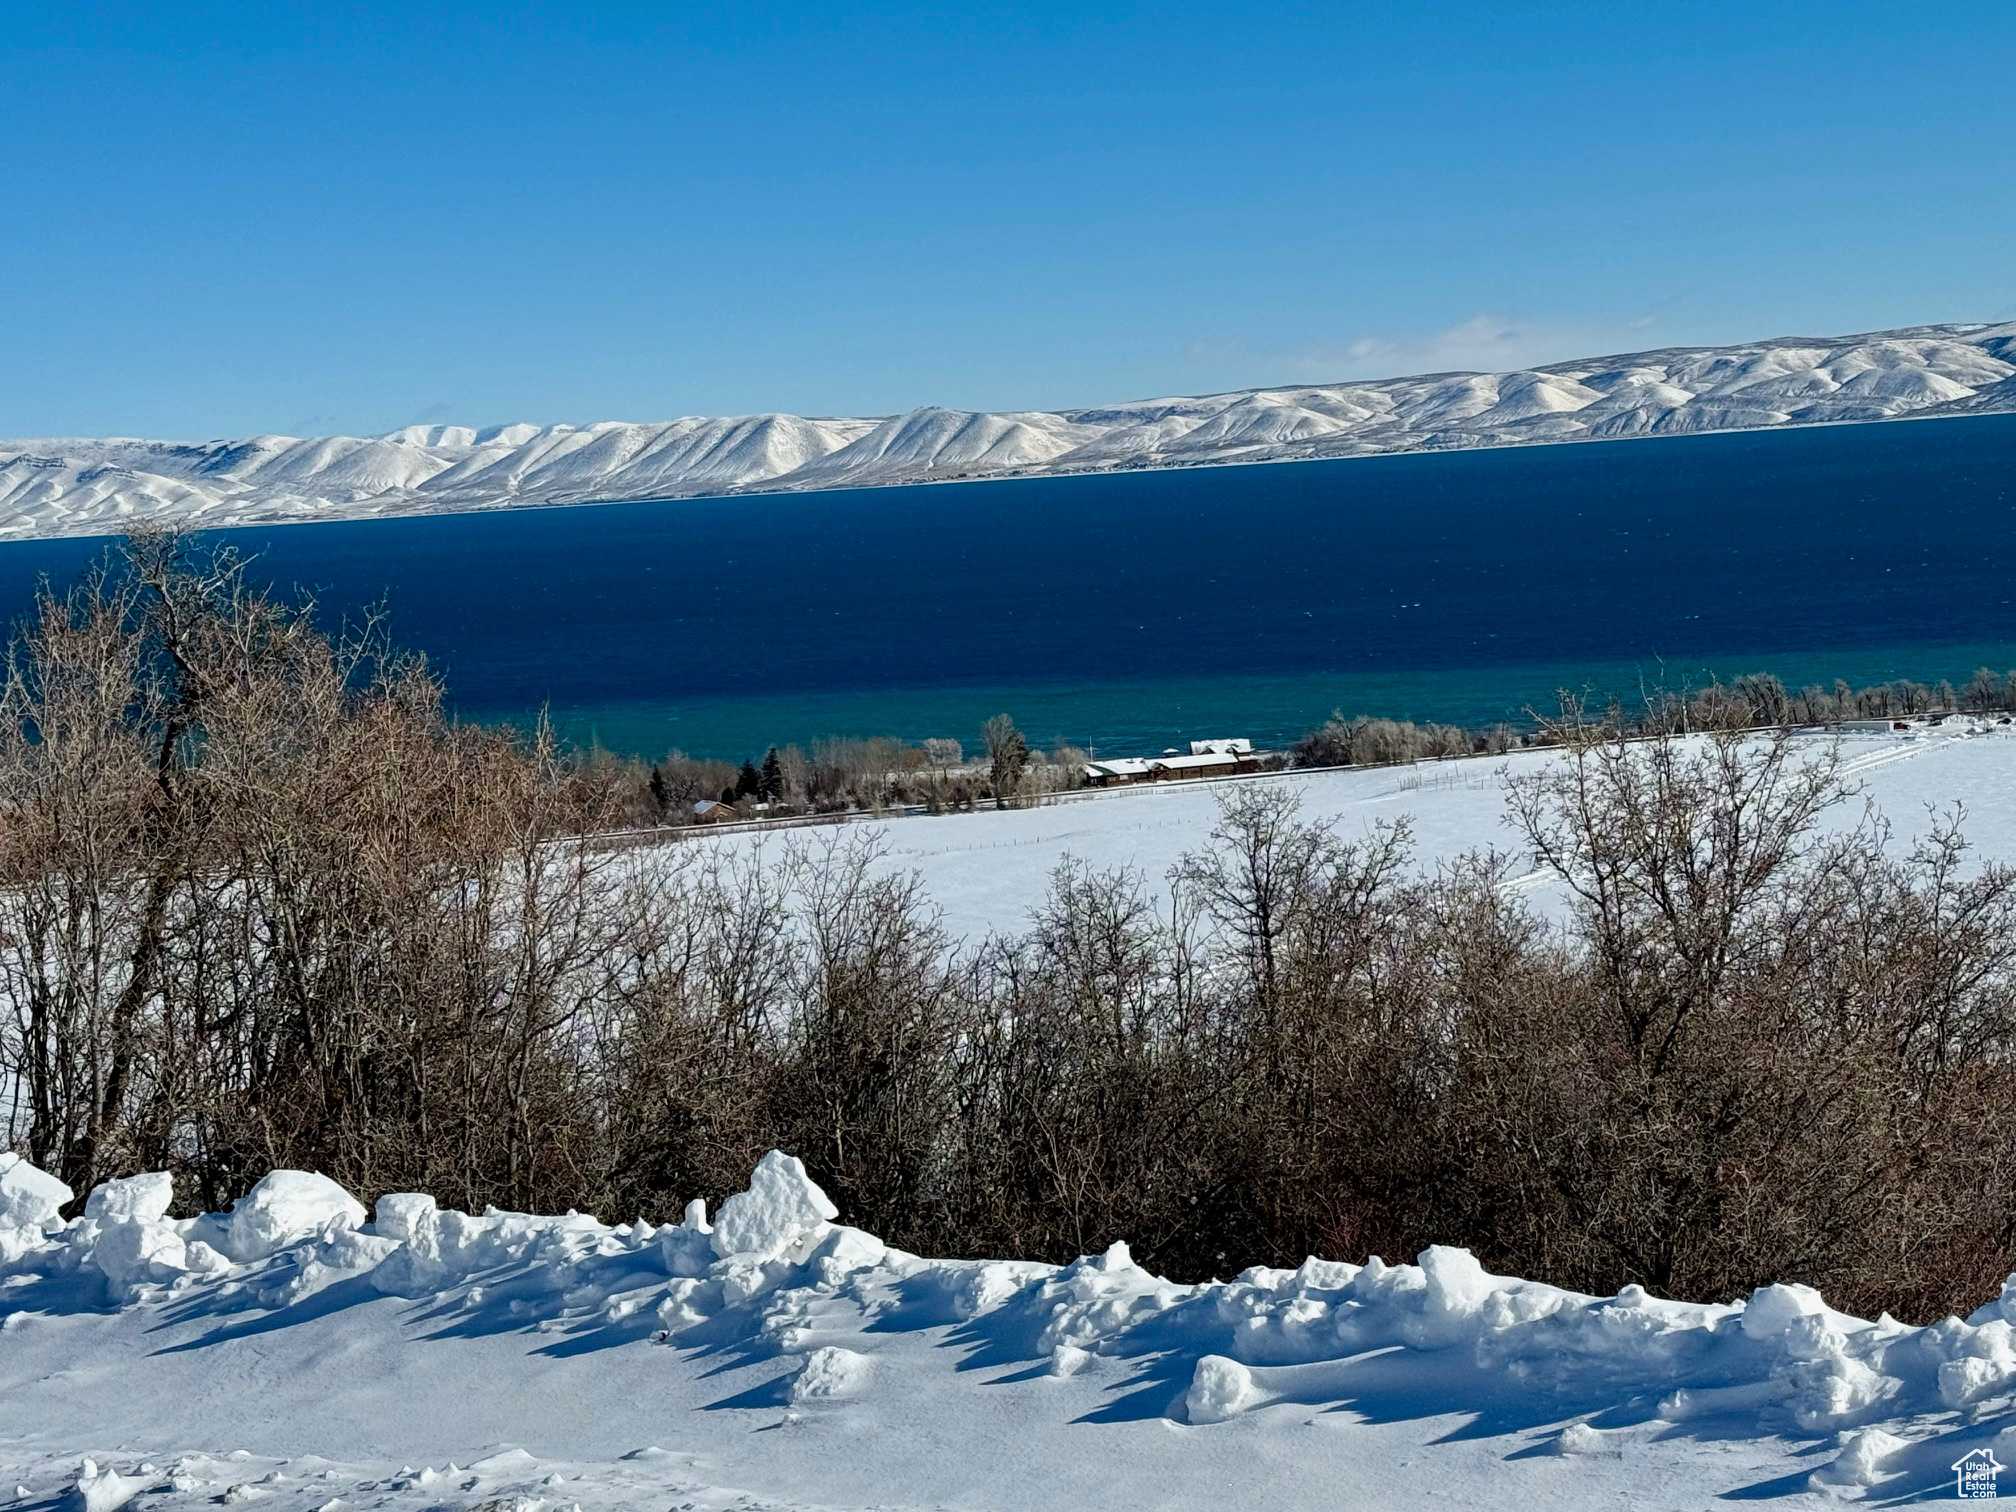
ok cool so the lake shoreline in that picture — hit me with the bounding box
[2,411,2010,759]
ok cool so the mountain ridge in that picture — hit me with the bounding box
[4,321,2013,538]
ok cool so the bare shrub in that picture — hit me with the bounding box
[8,541,2016,1321]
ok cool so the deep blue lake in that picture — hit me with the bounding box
[0,414,2011,759]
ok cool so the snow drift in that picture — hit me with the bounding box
[7,1150,2016,1504]
[5,321,2014,537]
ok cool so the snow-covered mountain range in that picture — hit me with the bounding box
[5,321,2013,538]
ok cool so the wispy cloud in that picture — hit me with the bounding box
[1193,313,1667,386]
[1326,315,1599,376]
[278,401,459,439]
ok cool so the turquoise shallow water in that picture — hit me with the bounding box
[541,645,2016,760]
[0,413,2010,759]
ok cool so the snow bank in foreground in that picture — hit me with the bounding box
[1,1150,73,1244]
[6,1154,2016,1503]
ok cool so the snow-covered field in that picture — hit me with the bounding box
[3,323,2011,537]
[780,719,2016,946]
[8,724,2016,1511]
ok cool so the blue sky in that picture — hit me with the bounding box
[4,1,2012,438]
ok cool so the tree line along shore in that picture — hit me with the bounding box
[626,667,2016,829]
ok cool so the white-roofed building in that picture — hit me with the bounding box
[1082,748,1259,787]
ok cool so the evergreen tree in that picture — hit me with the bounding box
[759,746,783,801]
[735,759,762,799]
[648,765,669,814]
[981,713,1028,810]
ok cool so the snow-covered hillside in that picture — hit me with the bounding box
[4,322,2013,538]
[732,719,2016,945]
